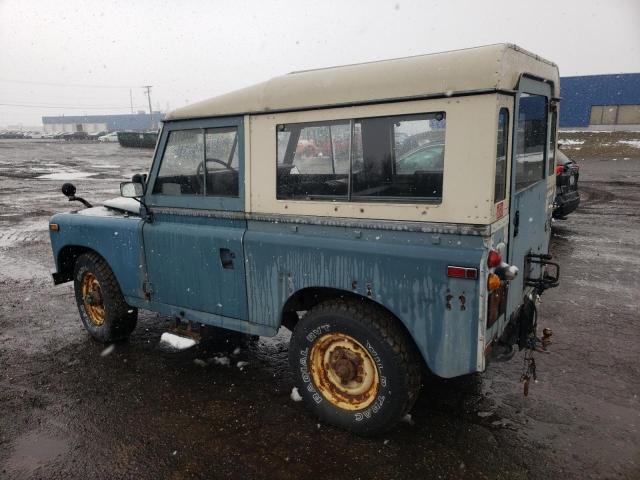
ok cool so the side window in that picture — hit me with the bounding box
[494,108,509,202]
[548,110,557,175]
[276,112,445,202]
[352,112,445,200]
[276,122,350,199]
[515,94,547,191]
[153,129,204,196]
[205,127,239,197]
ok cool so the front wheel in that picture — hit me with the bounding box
[288,299,421,435]
[73,252,137,342]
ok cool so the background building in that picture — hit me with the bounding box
[560,73,640,130]
[42,111,164,134]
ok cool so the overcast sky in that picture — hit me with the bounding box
[1,0,639,127]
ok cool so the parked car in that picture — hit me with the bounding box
[553,150,580,218]
[62,131,89,141]
[88,130,108,140]
[48,44,561,435]
[98,132,119,142]
[0,131,28,139]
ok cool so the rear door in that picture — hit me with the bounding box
[142,117,248,320]
[506,76,553,315]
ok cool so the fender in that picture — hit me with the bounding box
[49,208,146,299]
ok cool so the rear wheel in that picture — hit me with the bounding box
[73,252,137,342]
[288,298,421,435]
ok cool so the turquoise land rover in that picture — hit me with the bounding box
[49,44,560,434]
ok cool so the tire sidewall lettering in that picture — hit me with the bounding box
[297,319,393,423]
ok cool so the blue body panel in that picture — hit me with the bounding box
[49,207,145,299]
[142,212,248,319]
[244,221,485,378]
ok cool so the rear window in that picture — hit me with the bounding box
[494,108,509,202]
[548,110,557,175]
[515,94,548,191]
[276,112,445,202]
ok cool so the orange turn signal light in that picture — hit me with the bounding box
[49,223,59,232]
[487,273,501,292]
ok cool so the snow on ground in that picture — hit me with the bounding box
[209,356,230,366]
[618,140,640,148]
[159,332,196,350]
[558,139,585,146]
[37,171,97,180]
[290,387,303,402]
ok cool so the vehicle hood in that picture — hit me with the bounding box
[102,197,141,215]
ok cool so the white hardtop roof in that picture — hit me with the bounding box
[166,43,559,121]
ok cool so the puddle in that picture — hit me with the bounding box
[5,431,69,474]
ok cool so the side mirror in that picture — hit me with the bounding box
[120,182,144,198]
[62,182,76,198]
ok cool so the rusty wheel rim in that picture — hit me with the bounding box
[309,332,379,411]
[82,272,105,326]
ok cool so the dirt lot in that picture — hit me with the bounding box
[0,138,639,479]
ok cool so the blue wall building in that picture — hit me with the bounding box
[560,73,640,128]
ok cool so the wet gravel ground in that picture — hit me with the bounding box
[0,139,638,479]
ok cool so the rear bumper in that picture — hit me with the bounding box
[553,190,580,218]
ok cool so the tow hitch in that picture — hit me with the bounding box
[525,253,560,292]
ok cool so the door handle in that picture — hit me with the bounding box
[513,210,520,237]
[219,248,235,269]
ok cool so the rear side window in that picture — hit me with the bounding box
[515,94,548,191]
[153,129,204,196]
[276,122,350,199]
[352,113,445,200]
[276,112,445,202]
[494,108,509,202]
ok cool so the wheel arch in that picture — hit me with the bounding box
[280,287,429,373]
[54,245,97,284]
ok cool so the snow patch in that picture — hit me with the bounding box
[160,332,196,350]
[37,171,97,180]
[618,140,640,148]
[557,139,584,146]
[290,387,303,402]
[210,356,230,366]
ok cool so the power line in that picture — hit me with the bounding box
[0,78,145,89]
[0,102,149,110]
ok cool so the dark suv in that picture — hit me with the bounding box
[553,150,580,218]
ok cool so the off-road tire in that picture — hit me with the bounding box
[289,298,421,435]
[73,252,137,342]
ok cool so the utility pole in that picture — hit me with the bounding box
[143,85,153,129]
[129,89,134,114]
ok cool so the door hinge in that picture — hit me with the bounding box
[143,281,154,300]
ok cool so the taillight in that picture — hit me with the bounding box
[447,266,478,279]
[555,165,563,175]
[487,250,502,268]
